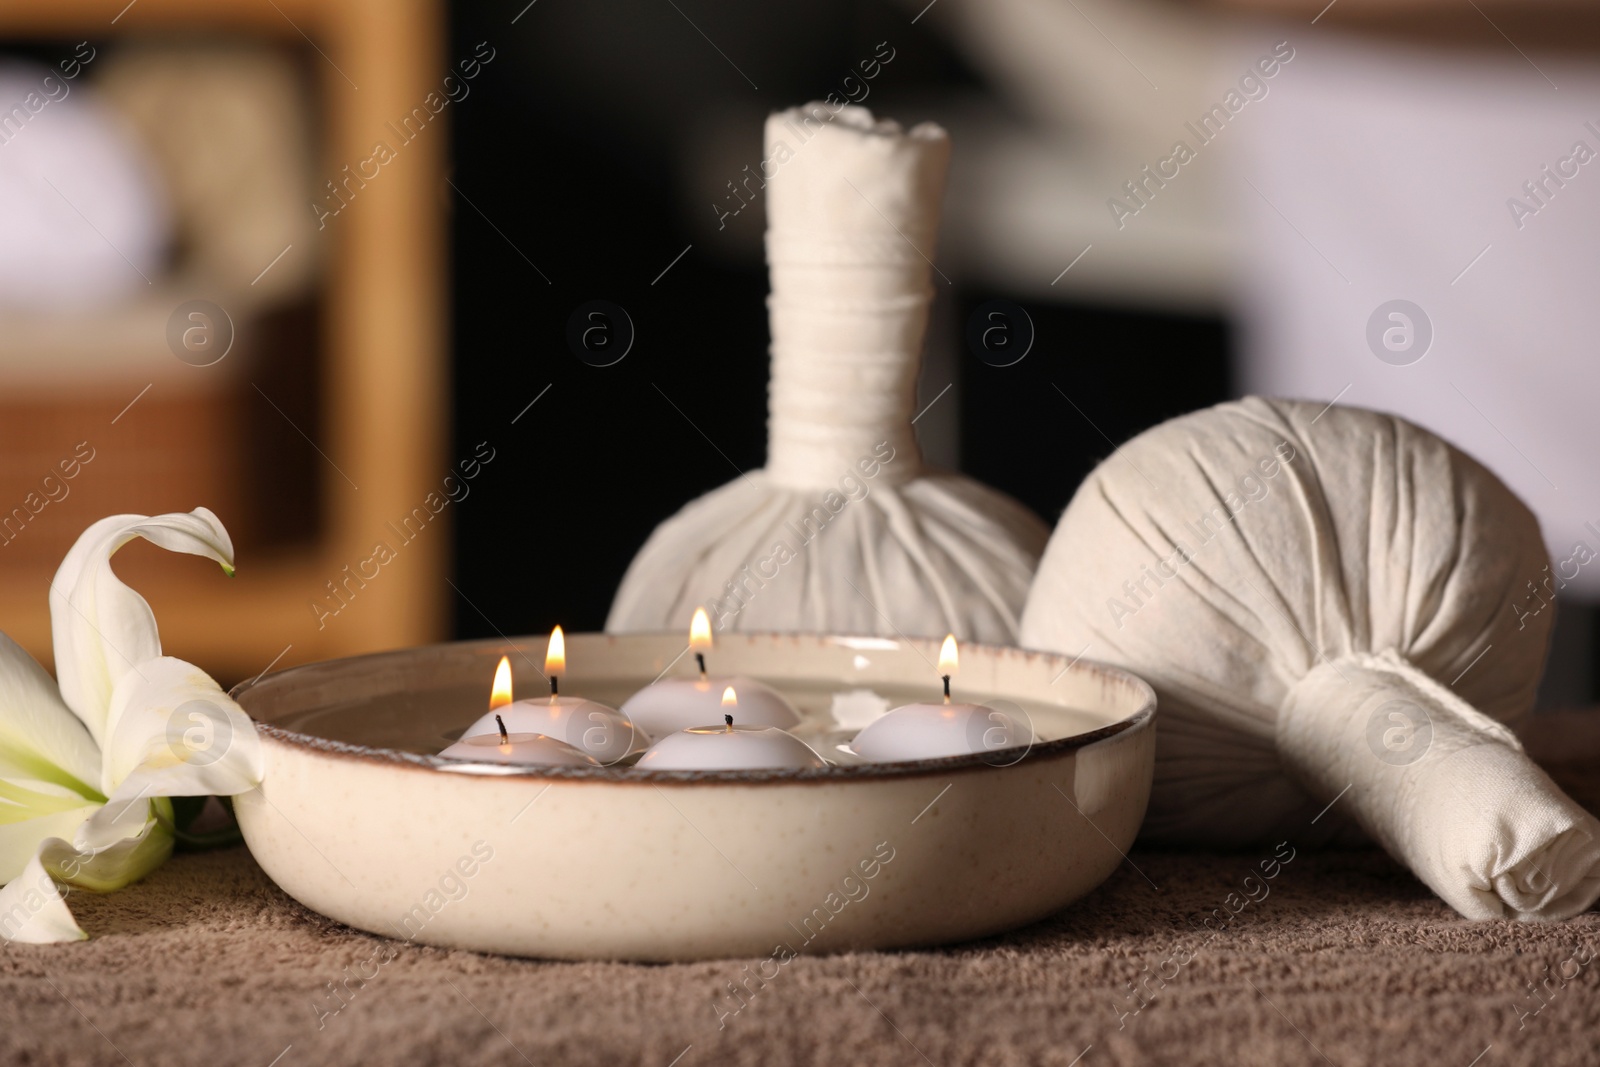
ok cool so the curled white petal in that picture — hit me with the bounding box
[0,799,100,886]
[0,852,84,944]
[0,508,252,944]
[0,811,176,943]
[100,656,263,805]
[65,796,174,878]
[49,509,234,745]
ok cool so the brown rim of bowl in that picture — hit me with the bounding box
[232,633,1158,785]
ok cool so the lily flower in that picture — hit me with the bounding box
[0,509,262,943]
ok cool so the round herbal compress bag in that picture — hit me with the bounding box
[1021,396,1600,920]
[607,103,1047,642]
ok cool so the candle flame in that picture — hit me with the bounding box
[690,607,713,651]
[721,685,737,707]
[546,625,566,677]
[490,655,513,710]
[938,634,959,675]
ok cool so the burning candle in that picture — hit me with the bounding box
[439,712,599,768]
[635,686,825,770]
[460,630,645,765]
[620,608,800,739]
[850,635,1032,762]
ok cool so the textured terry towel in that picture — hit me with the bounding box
[1020,397,1600,920]
[607,103,1047,643]
[9,839,1600,1067]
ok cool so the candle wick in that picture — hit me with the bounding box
[696,652,707,681]
[550,674,559,699]
[495,713,509,745]
[942,674,951,705]
[724,712,733,732]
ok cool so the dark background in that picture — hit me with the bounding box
[446,0,1233,639]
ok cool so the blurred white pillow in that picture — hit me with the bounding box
[0,61,169,309]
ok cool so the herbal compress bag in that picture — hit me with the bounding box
[608,104,1047,641]
[1021,397,1600,920]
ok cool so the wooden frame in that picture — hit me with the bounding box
[0,0,447,681]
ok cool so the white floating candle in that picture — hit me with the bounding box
[440,713,599,768]
[851,635,1032,762]
[636,687,825,771]
[461,631,644,765]
[620,608,800,739]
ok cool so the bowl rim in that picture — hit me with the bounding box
[232,632,1157,785]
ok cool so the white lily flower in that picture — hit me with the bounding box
[0,509,263,943]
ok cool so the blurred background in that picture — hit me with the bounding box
[0,0,1594,705]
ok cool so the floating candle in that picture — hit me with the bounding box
[439,712,599,768]
[461,632,644,765]
[850,635,1032,763]
[636,687,825,770]
[620,608,801,739]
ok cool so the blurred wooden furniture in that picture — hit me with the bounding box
[0,0,447,682]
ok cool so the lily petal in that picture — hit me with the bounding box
[65,796,176,883]
[50,510,234,745]
[0,629,104,885]
[0,631,100,797]
[0,810,176,944]
[0,778,98,822]
[98,656,263,803]
[0,852,84,943]
[0,802,99,885]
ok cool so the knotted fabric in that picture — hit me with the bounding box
[1021,397,1600,920]
[608,103,1047,641]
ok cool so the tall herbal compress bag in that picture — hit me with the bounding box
[608,104,1048,642]
[1022,397,1600,920]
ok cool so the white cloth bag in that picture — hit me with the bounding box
[1021,397,1600,920]
[608,104,1047,642]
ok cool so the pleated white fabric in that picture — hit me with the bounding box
[1021,397,1600,920]
[608,104,1048,642]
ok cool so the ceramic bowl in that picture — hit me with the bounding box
[231,632,1156,962]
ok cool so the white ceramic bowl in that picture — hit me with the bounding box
[231,632,1155,962]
